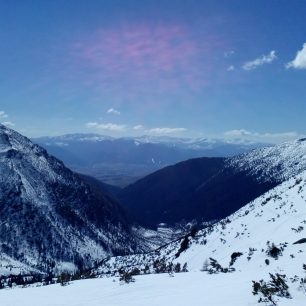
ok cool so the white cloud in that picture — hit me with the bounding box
[106,108,121,115]
[0,111,8,119]
[86,122,126,132]
[2,121,15,127]
[86,123,187,135]
[224,129,299,143]
[133,125,144,130]
[224,129,252,137]
[286,43,306,69]
[0,111,15,127]
[242,50,277,71]
[147,127,187,135]
[227,65,235,71]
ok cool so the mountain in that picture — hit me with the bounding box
[93,171,306,305]
[33,134,266,187]
[2,170,306,305]
[119,139,306,228]
[0,124,137,274]
[2,132,306,305]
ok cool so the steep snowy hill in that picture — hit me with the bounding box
[119,138,306,227]
[94,171,306,305]
[228,138,306,183]
[0,124,138,274]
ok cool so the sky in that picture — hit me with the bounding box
[0,0,306,143]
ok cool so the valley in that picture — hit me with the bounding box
[1,124,306,305]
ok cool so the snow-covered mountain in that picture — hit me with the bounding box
[2,172,306,305]
[228,138,306,183]
[1,131,306,305]
[0,124,138,275]
[94,170,306,305]
[119,138,306,227]
[34,133,265,151]
[33,133,266,187]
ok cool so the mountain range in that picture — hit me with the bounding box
[33,134,267,187]
[118,138,306,227]
[2,123,306,302]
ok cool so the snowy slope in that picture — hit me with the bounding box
[0,272,293,306]
[93,170,306,304]
[100,171,306,273]
[0,254,39,276]
[0,124,137,274]
[228,138,306,183]
[2,171,306,306]
[119,137,306,226]
[169,173,306,274]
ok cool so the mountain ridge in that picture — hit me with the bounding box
[119,138,306,227]
[95,170,306,305]
[33,133,268,187]
[0,124,137,274]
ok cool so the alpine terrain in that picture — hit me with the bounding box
[0,124,137,275]
[2,165,306,305]
[119,138,306,228]
[94,169,306,305]
[1,1,305,305]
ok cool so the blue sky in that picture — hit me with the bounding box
[0,0,306,142]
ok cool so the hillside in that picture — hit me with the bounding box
[94,170,306,305]
[119,139,306,227]
[0,124,137,275]
[99,170,306,271]
[2,170,306,305]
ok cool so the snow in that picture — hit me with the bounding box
[228,138,306,182]
[0,271,305,306]
[37,133,114,143]
[0,124,137,274]
[92,170,306,305]
[132,226,184,251]
[0,254,38,276]
[174,173,306,273]
[99,170,306,272]
[35,133,264,151]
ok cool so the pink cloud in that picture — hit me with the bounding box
[79,25,198,76]
[61,22,229,107]
[74,24,218,86]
